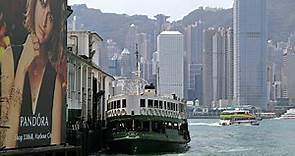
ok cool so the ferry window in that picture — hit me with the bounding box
[122,99,126,108]
[159,101,163,109]
[114,101,117,109]
[117,100,121,108]
[164,101,167,109]
[148,99,153,108]
[172,103,175,111]
[181,105,184,112]
[142,121,149,132]
[175,104,178,111]
[178,104,182,112]
[140,99,146,107]
[168,102,171,110]
[154,100,159,108]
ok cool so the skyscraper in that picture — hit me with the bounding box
[125,24,138,72]
[226,28,234,101]
[119,48,132,78]
[202,28,216,107]
[184,21,204,101]
[157,31,185,98]
[212,28,226,102]
[234,0,267,108]
[184,21,204,65]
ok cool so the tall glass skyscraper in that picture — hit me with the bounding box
[157,31,185,98]
[233,0,267,109]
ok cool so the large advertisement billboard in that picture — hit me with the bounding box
[0,0,67,148]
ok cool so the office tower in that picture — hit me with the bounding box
[109,53,121,76]
[233,0,267,108]
[188,64,203,102]
[288,33,295,48]
[212,28,227,102]
[157,31,185,98]
[152,14,170,52]
[185,21,204,65]
[226,28,234,101]
[125,24,138,72]
[119,48,132,78]
[136,33,152,82]
[185,21,204,101]
[202,28,216,107]
[154,14,170,35]
[282,48,295,105]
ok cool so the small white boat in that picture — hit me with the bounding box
[280,109,295,119]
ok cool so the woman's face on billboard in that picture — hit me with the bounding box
[34,0,54,44]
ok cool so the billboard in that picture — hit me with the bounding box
[0,0,67,148]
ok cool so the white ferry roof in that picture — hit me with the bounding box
[108,94,184,103]
[160,31,182,35]
[222,110,250,113]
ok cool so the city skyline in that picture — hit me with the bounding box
[68,0,234,21]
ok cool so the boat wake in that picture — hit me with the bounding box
[218,147,253,153]
[188,122,221,127]
[272,117,281,120]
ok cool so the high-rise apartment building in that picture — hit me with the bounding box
[202,28,216,107]
[157,31,185,98]
[233,0,267,108]
[184,21,204,101]
[226,28,234,101]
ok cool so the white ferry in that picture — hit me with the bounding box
[220,109,259,126]
[106,85,190,154]
[280,109,295,119]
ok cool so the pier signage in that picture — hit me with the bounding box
[0,0,67,148]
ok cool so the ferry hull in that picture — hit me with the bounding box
[220,119,258,126]
[108,138,189,154]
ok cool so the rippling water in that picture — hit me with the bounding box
[99,119,295,156]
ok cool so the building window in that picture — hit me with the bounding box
[140,99,146,107]
[122,99,127,108]
[148,99,153,108]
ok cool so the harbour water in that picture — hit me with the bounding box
[100,119,295,156]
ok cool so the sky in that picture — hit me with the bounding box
[68,0,234,21]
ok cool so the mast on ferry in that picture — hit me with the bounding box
[135,44,141,95]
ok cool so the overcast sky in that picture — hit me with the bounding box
[68,0,234,21]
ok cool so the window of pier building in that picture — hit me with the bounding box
[140,99,146,107]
